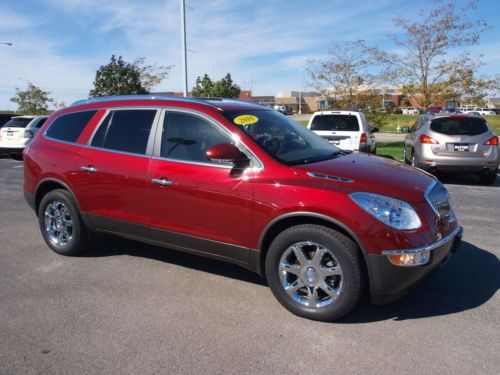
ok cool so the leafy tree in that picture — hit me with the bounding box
[308,40,372,109]
[191,73,241,98]
[90,55,147,97]
[368,0,491,108]
[133,57,173,92]
[10,82,54,115]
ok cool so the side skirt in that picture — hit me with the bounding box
[82,212,261,273]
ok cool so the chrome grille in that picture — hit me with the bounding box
[425,181,455,221]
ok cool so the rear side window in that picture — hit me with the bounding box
[2,118,32,128]
[91,109,156,155]
[430,117,489,136]
[46,111,97,142]
[310,115,360,131]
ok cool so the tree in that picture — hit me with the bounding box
[191,73,241,98]
[90,55,147,97]
[133,57,173,92]
[308,40,372,109]
[10,82,54,115]
[368,0,491,108]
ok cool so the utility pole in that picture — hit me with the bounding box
[298,68,304,115]
[180,0,188,97]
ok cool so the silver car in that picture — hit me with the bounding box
[402,113,499,184]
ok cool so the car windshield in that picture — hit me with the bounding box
[221,110,342,165]
[310,114,360,131]
[430,117,489,136]
[2,118,32,128]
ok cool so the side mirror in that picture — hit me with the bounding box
[371,127,379,133]
[401,126,410,133]
[206,143,249,166]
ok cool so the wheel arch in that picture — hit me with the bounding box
[34,178,80,215]
[257,212,372,286]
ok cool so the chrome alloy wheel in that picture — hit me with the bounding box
[279,241,343,308]
[44,200,74,248]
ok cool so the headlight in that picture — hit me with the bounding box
[350,192,421,230]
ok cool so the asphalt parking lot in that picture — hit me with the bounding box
[0,156,498,374]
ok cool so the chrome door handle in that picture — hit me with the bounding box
[81,166,98,173]
[151,178,173,186]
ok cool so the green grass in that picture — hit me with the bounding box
[376,142,405,161]
[297,115,500,135]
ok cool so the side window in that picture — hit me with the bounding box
[46,110,97,142]
[91,110,156,155]
[36,118,47,128]
[161,112,233,163]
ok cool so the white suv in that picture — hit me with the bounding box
[0,115,48,158]
[307,110,378,153]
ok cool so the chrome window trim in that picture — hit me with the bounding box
[85,109,111,146]
[152,107,264,171]
[382,226,462,255]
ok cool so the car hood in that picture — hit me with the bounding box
[293,153,435,203]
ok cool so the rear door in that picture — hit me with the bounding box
[309,113,360,151]
[73,108,160,237]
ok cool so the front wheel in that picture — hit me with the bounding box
[38,189,90,255]
[265,224,364,321]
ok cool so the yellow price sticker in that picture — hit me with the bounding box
[233,115,259,125]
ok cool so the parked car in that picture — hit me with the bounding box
[402,113,499,184]
[463,108,496,116]
[402,107,420,115]
[24,95,462,321]
[307,110,377,153]
[0,115,48,158]
[427,106,444,113]
[273,104,291,115]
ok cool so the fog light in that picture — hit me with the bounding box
[388,250,430,266]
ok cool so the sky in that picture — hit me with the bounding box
[0,0,499,110]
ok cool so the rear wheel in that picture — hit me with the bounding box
[479,169,497,185]
[265,224,364,321]
[38,189,90,255]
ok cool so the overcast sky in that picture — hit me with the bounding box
[0,0,499,110]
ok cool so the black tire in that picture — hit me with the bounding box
[403,147,410,164]
[265,224,364,321]
[38,189,89,255]
[479,169,497,185]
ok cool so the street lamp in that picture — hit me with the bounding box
[298,68,304,115]
[212,60,218,81]
[0,42,13,46]
[180,0,188,97]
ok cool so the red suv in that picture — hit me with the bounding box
[24,96,462,321]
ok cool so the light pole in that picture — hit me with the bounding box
[298,68,304,115]
[180,0,188,97]
[212,60,218,81]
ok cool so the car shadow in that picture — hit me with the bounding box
[338,240,499,323]
[436,172,500,187]
[81,236,497,322]
[80,234,267,286]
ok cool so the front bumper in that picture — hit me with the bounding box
[367,226,463,304]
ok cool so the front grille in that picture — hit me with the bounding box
[425,181,455,221]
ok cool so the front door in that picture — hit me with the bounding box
[147,110,255,265]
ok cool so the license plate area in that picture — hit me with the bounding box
[453,144,469,152]
[324,136,348,145]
